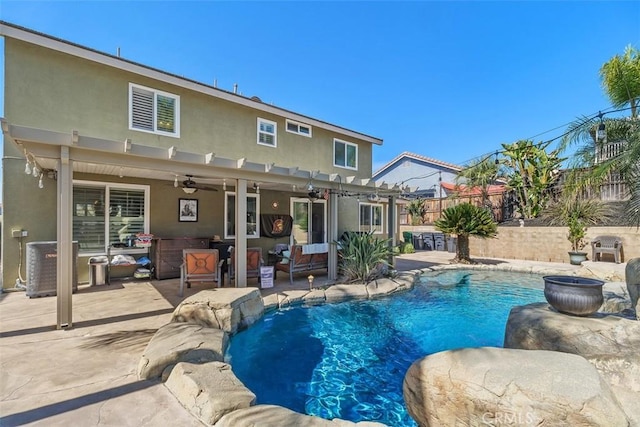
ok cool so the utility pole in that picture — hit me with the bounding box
[438,171,442,219]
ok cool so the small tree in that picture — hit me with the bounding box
[567,215,588,252]
[434,203,498,264]
[457,157,501,211]
[500,140,564,219]
[406,198,426,225]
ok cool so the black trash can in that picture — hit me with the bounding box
[88,256,109,286]
[422,233,434,251]
[412,233,424,250]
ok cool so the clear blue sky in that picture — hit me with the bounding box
[1,1,639,174]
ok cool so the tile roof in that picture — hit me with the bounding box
[373,151,462,177]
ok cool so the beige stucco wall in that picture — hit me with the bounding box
[401,225,640,264]
[4,39,373,177]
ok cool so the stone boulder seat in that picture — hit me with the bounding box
[591,235,623,264]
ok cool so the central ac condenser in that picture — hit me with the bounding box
[26,241,79,298]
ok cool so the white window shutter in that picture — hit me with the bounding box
[131,87,154,131]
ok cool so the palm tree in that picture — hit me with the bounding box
[434,202,497,264]
[560,45,640,227]
[600,45,640,118]
[456,157,501,212]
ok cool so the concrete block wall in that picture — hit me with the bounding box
[400,225,640,264]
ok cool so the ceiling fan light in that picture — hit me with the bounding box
[182,187,197,194]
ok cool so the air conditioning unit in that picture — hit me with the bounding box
[26,241,79,298]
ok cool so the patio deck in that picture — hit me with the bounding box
[0,251,625,426]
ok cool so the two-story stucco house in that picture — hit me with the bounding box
[1,22,400,327]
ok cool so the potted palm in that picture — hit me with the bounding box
[543,194,609,265]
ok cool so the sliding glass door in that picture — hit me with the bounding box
[290,198,327,245]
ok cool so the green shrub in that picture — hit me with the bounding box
[338,231,394,283]
[401,242,415,254]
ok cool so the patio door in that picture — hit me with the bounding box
[290,198,327,245]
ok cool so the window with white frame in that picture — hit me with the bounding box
[225,192,260,239]
[129,83,180,137]
[73,182,150,254]
[257,118,277,147]
[334,138,358,170]
[359,203,383,234]
[286,119,312,137]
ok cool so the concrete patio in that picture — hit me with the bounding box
[0,250,627,426]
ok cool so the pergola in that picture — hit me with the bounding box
[2,119,404,329]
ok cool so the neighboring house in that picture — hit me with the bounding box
[373,152,511,224]
[373,152,462,199]
[0,22,400,326]
[373,152,462,224]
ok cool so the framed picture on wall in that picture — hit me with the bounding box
[179,198,198,222]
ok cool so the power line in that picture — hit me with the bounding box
[457,105,635,167]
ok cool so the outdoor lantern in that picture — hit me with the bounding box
[596,122,606,142]
[596,111,606,142]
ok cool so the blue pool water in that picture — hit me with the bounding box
[226,270,545,426]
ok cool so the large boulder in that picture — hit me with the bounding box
[505,302,640,425]
[137,322,227,380]
[171,288,264,335]
[165,361,256,426]
[324,284,368,303]
[626,257,640,318]
[215,404,386,427]
[504,302,640,357]
[403,347,629,427]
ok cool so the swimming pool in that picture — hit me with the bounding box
[226,269,545,426]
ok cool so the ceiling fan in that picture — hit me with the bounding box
[174,175,218,194]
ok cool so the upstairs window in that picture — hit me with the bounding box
[286,119,312,137]
[129,83,180,137]
[359,203,383,234]
[334,138,358,170]
[257,118,277,147]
